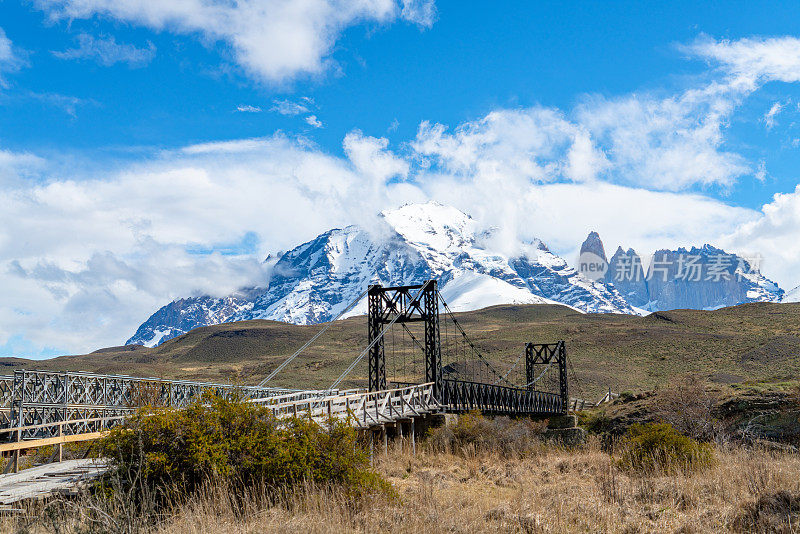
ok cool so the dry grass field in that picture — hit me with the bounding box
[155,443,800,534]
[6,439,799,534]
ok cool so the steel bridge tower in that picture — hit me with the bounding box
[525,340,569,413]
[367,280,441,397]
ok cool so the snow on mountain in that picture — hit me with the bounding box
[126,202,634,346]
[439,271,559,311]
[586,229,784,311]
[127,295,254,347]
[783,285,800,303]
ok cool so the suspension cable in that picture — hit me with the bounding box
[492,349,526,385]
[567,352,586,399]
[256,288,368,387]
[437,294,517,388]
[525,358,555,387]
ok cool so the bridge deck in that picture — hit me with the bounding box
[0,459,108,506]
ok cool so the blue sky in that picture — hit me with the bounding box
[3,0,800,357]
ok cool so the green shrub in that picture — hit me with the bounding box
[99,394,390,502]
[617,422,716,475]
[426,410,547,457]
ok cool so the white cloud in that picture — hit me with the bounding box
[236,104,262,113]
[38,0,436,84]
[413,107,607,185]
[763,100,785,129]
[575,88,749,190]
[270,99,310,116]
[0,29,13,66]
[52,34,156,67]
[344,130,408,182]
[305,114,323,128]
[0,27,23,86]
[27,91,92,118]
[0,149,46,186]
[684,35,800,88]
[429,180,756,263]
[724,185,800,288]
[401,0,436,28]
[0,135,423,354]
[755,159,768,182]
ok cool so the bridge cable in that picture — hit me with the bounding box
[524,359,555,388]
[491,348,526,385]
[256,288,369,388]
[567,354,587,399]
[327,284,429,392]
[437,294,518,388]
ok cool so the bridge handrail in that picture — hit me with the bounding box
[264,382,434,410]
[262,383,440,428]
[247,388,363,406]
[0,415,127,436]
[10,369,302,393]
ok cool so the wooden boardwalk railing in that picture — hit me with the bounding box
[568,389,620,412]
[257,383,440,429]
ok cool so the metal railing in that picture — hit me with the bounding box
[262,383,441,429]
[5,369,308,438]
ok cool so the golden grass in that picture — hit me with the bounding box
[5,439,800,533]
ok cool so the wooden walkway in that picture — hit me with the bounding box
[0,459,108,506]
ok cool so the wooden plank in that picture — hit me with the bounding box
[0,431,108,453]
[0,415,126,435]
[0,459,109,505]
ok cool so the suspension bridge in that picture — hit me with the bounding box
[0,280,580,504]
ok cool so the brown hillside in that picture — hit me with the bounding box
[3,302,800,398]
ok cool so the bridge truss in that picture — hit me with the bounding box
[367,280,568,416]
[1,370,315,439]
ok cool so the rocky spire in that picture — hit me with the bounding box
[579,231,608,264]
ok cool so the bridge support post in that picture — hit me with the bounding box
[367,285,387,392]
[57,423,63,463]
[397,421,403,452]
[558,341,568,414]
[422,281,442,399]
[369,430,374,467]
[13,428,19,473]
[526,340,569,414]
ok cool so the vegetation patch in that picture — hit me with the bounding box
[99,394,390,503]
[616,422,716,475]
[426,410,548,456]
[733,490,800,533]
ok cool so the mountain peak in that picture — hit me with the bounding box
[127,202,636,346]
[579,231,608,263]
[382,202,477,254]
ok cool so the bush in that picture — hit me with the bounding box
[426,410,547,457]
[99,394,389,502]
[655,375,721,442]
[617,422,716,475]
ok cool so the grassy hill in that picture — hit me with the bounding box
[2,302,800,399]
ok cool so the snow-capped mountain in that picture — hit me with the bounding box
[127,202,634,347]
[585,231,784,311]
